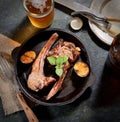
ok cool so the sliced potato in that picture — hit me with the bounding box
[73,61,89,77]
[76,47,81,52]
[20,51,36,64]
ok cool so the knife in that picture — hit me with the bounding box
[54,0,120,37]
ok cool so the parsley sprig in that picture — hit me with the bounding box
[47,56,68,76]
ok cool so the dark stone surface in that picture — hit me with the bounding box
[0,0,120,122]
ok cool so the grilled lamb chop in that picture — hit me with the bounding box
[27,33,58,92]
[46,61,70,100]
[47,39,80,62]
[46,39,80,100]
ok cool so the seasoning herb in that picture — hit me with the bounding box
[47,56,68,76]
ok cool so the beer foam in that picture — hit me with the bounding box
[28,0,47,13]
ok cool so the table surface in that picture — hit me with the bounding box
[0,0,120,122]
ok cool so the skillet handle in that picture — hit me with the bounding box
[17,91,39,122]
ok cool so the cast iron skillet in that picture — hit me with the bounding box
[12,28,95,106]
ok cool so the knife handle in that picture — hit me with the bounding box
[108,24,120,37]
[17,92,39,122]
[107,17,120,23]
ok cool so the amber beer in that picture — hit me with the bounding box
[23,0,54,28]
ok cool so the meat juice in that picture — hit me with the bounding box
[107,33,120,75]
[23,0,54,28]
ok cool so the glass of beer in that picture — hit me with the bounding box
[23,0,54,28]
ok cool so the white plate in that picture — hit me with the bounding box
[89,0,120,45]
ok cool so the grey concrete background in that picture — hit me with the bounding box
[0,0,120,122]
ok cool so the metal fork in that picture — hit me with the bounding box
[71,11,120,37]
[0,52,39,122]
[0,52,14,81]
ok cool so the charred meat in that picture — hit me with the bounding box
[27,33,80,100]
[27,33,58,91]
[46,39,80,100]
[47,39,80,62]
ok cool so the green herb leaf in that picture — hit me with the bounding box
[56,68,63,77]
[56,56,63,66]
[56,56,68,66]
[47,55,68,76]
[47,56,56,65]
[55,65,62,69]
[62,56,69,64]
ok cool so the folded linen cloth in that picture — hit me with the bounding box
[0,34,23,115]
